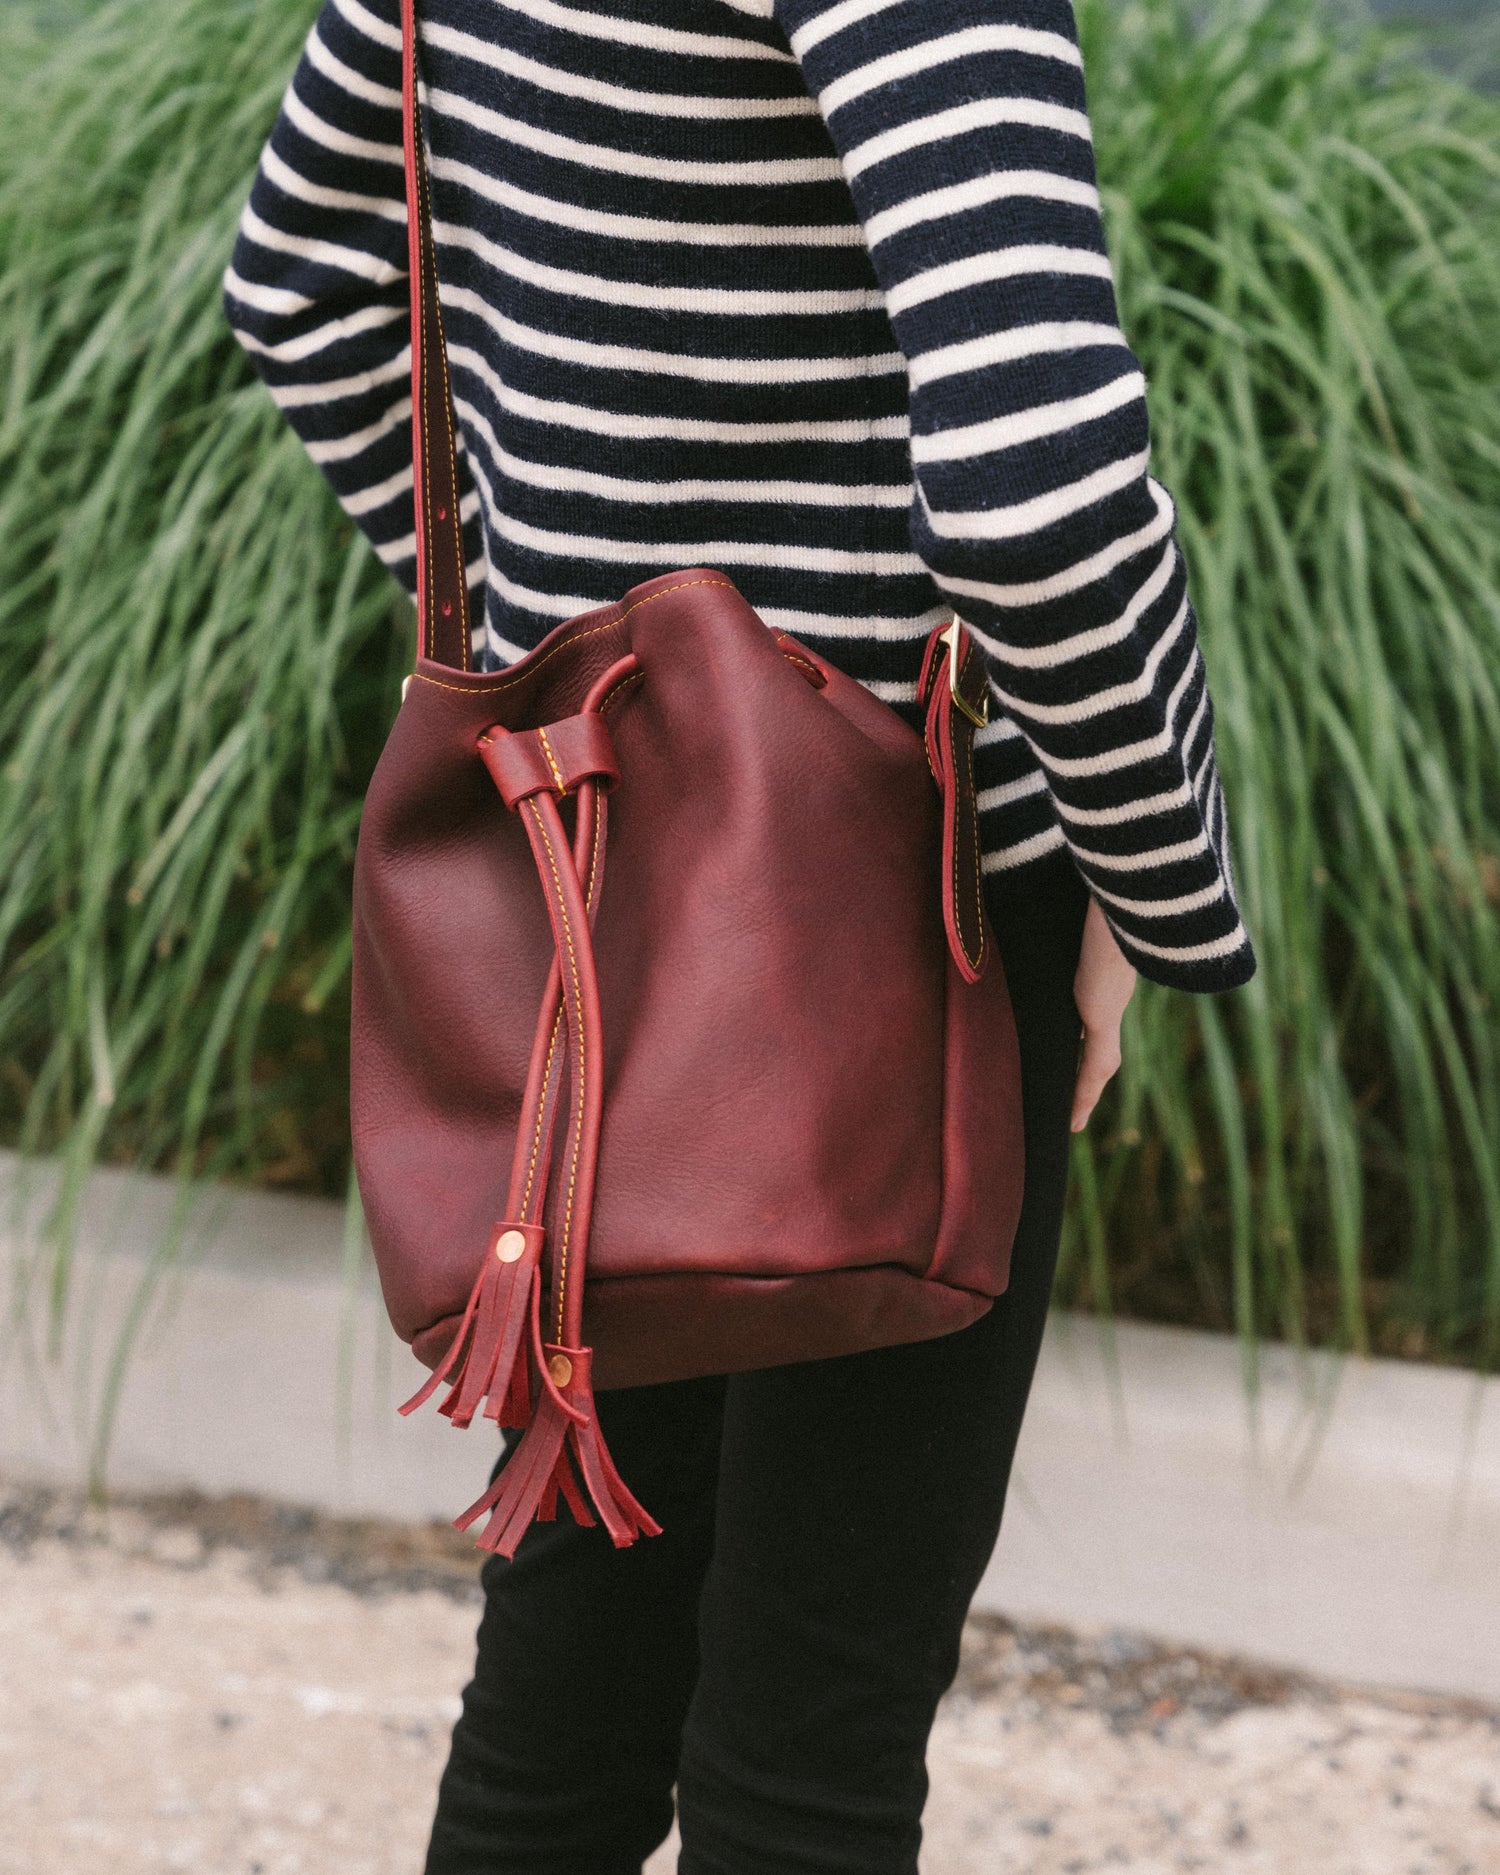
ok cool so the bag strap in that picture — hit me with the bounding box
[398,3,995,968]
[918,623,993,982]
[400,0,471,671]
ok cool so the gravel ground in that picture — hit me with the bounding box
[2,1484,1497,1875]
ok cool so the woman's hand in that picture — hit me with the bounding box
[1071,898,1137,1133]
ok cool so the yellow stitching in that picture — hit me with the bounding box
[410,578,734,696]
[416,125,470,673]
[960,645,982,967]
[414,140,437,664]
[966,733,985,968]
[520,1008,564,1222]
[491,701,619,1231]
[527,801,586,1344]
[954,635,985,971]
[599,670,645,715]
[584,778,605,904]
[612,576,733,629]
[782,651,824,686]
[537,726,566,795]
[960,635,985,962]
[520,774,601,1214]
[919,633,943,788]
[544,824,583,1344]
[411,99,468,670]
[559,778,608,1234]
[772,632,824,685]
[433,299,470,674]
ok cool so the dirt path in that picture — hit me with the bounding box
[2,1486,1496,1875]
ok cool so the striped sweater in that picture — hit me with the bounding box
[225,0,1256,993]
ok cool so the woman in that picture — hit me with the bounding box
[227,0,1255,1867]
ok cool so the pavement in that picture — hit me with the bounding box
[3,1484,1497,1875]
[9,1153,1499,1706]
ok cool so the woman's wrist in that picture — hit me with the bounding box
[1070,898,1138,1132]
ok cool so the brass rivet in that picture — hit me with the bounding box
[548,1353,574,1388]
[495,1229,527,1264]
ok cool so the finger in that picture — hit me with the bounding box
[1070,1023,1122,1132]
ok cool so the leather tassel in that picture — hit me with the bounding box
[453,1339,660,1559]
[452,1366,582,1555]
[569,1398,660,1546]
[397,1222,545,1430]
[495,1347,534,1430]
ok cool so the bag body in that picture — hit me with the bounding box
[343,0,1025,1555]
[352,568,1024,1392]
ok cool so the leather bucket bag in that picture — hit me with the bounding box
[348,0,1025,1558]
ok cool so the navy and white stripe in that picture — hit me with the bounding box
[225,0,1255,992]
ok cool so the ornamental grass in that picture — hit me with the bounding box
[2,0,1498,1427]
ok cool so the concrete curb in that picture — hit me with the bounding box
[3,1154,1497,1702]
[975,1314,1499,1704]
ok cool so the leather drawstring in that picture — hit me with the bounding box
[401,655,659,1557]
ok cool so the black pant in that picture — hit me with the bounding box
[425,850,1089,1875]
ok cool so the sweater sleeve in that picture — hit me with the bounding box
[772,0,1254,993]
[222,0,480,604]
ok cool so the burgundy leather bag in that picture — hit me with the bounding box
[349,0,1025,1559]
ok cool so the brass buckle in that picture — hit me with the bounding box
[939,622,989,728]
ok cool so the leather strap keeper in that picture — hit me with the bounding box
[479,714,622,808]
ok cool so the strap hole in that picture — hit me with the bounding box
[441,601,453,617]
